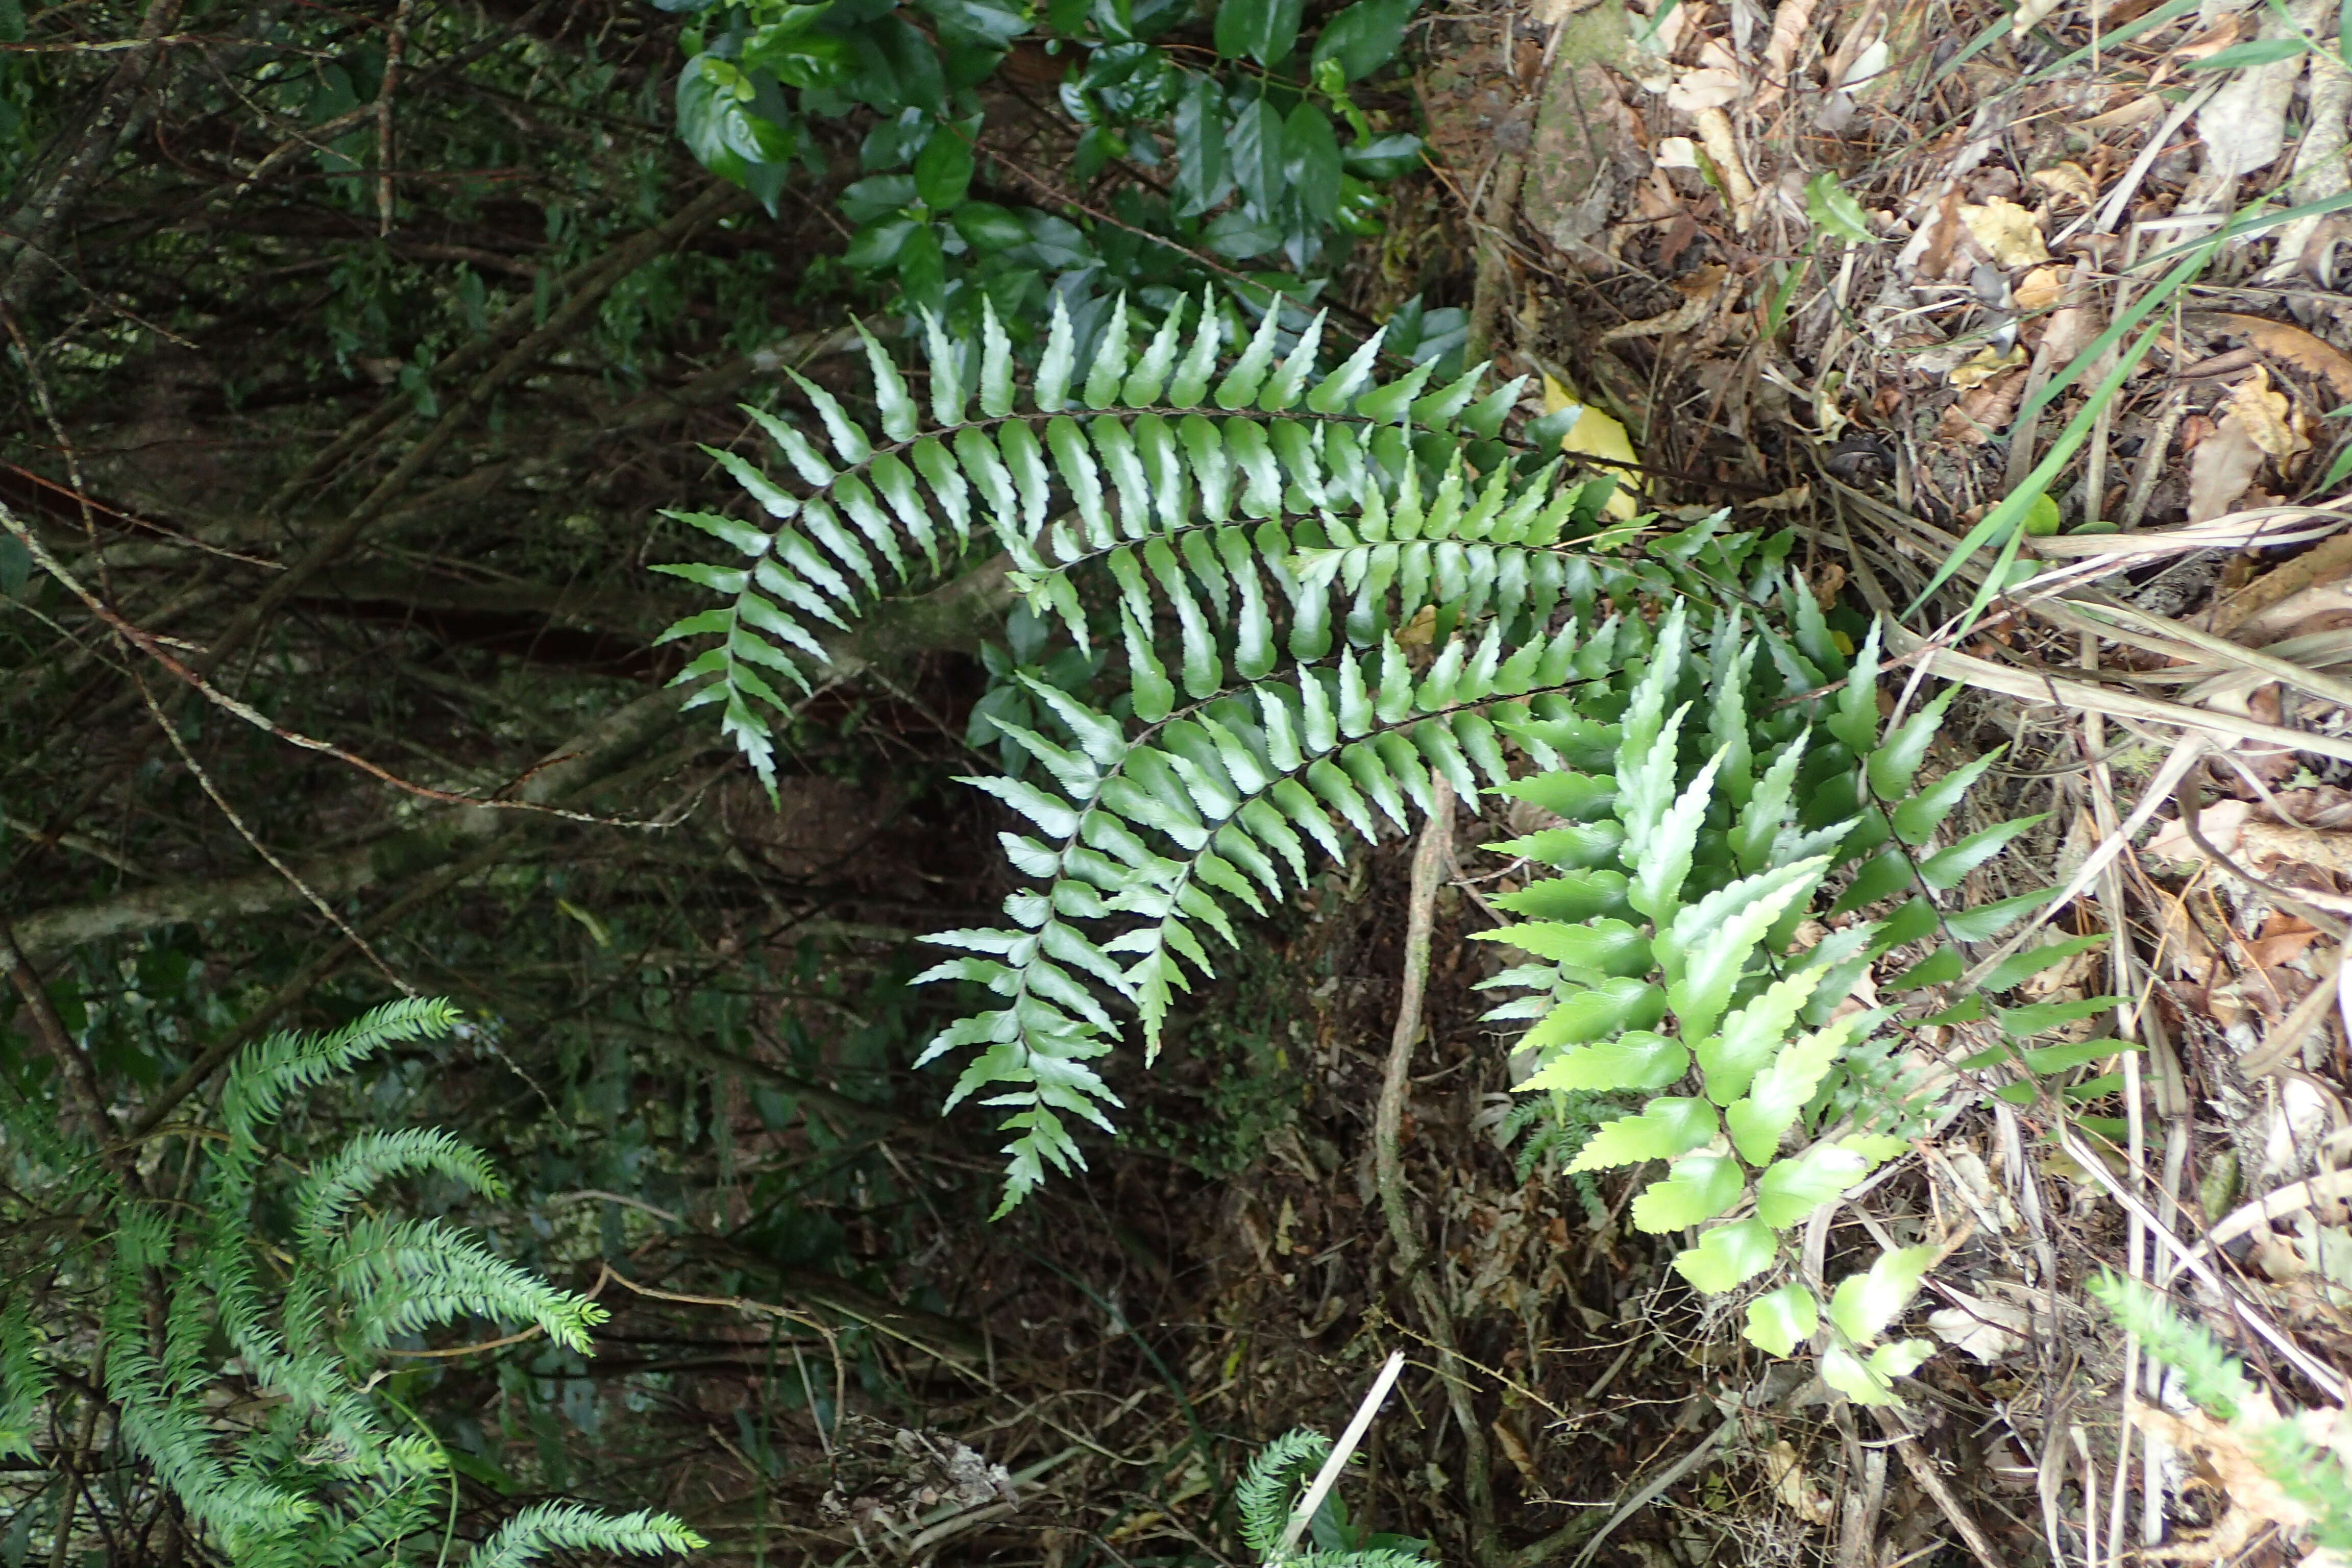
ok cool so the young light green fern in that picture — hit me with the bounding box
[2090,1271,2352,1553]
[1480,605,2099,1401]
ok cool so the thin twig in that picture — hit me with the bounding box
[1372,782,1501,1565]
[373,0,415,235]
[0,923,124,1163]
[1375,779,1455,1271]
[1874,1413,2007,1568]
[129,666,414,992]
[0,499,679,828]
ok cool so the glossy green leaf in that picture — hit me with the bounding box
[1568,1095,1716,1172]
[1521,978,1669,1049]
[1755,1143,1869,1228]
[1669,858,1825,1050]
[1474,918,1648,976]
[1920,815,2046,891]
[1310,0,1417,79]
[1490,869,1630,921]
[1822,1340,1933,1405]
[1517,1032,1689,1094]
[1827,1245,1935,1345]
[1672,1218,1778,1294]
[1214,0,1307,63]
[1282,105,1343,225]
[1724,1012,1857,1164]
[1631,1152,1744,1233]
[914,124,975,208]
[1744,1284,1819,1356]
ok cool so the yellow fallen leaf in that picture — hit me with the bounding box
[1541,372,1641,519]
[2214,312,2352,401]
[1949,344,2027,388]
[2014,265,2066,312]
[2228,364,2304,459]
[1959,197,2052,266]
[2028,161,2097,210]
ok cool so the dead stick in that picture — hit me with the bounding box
[1273,1351,1408,1562]
[1874,1413,2006,1568]
[1372,783,1501,1564]
[1375,778,1454,1266]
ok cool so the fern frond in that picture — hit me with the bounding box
[2090,1271,2352,1551]
[2085,1271,2254,1420]
[653,289,1618,796]
[1238,1428,1331,1555]
[222,998,464,1150]
[0,1298,52,1462]
[464,1502,707,1568]
[917,614,1632,1212]
[330,1215,608,1353]
[663,290,1935,1218]
[294,1126,507,1252]
[19,990,688,1568]
[104,1242,316,1545]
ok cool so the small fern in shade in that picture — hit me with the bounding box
[1238,1429,1430,1568]
[0,998,703,1568]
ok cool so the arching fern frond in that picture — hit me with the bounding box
[914,612,1654,1212]
[1239,1428,1330,1556]
[660,291,1827,1212]
[1236,1428,1431,1568]
[465,1503,708,1568]
[651,289,1633,792]
[222,996,464,1158]
[294,1126,507,1252]
[0,1300,53,1462]
[330,1214,608,1353]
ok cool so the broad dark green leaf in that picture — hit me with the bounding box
[1282,104,1342,225]
[1309,0,1415,80]
[897,222,946,310]
[744,26,858,88]
[849,16,947,112]
[1214,0,1305,63]
[1343,132,1423,179]
[952,201,1031,249]
[915,126,976,207]
[918,0,1032,46]
[1171,74,1232,217]
[845,215,917,267]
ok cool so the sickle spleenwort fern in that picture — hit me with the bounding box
[658,290,2071,1399]
[656,289,1760,1206]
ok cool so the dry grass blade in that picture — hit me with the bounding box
[2173,1167,2352,1272]
[1882,623,2352,763]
